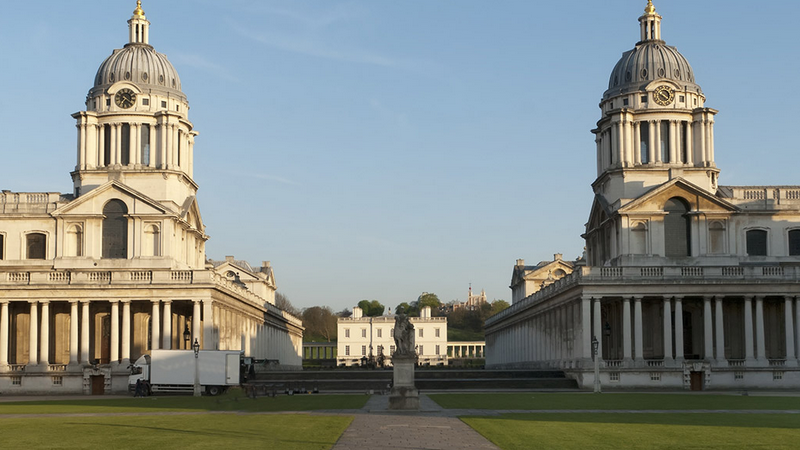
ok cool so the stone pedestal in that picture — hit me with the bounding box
[389,354,419,410]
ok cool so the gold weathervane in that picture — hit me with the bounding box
[133,1,145,17]
[645,0,656,14]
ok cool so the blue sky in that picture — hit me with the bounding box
[1,1,798,312]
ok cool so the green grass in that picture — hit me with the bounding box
[0,414,351,450]
[463,413,800,450]
[429,392,800,410]
[0,390,369,414]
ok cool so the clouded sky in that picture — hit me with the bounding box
[1,1,797,312]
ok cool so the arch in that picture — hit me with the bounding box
[102,199,128,259]
[26,232,47,259]
[631,221,648,255]
[746,229,768,256]
[664,197,690,257]
[66,224,83,257]
[143,223,160,257]
[708,220,726,255]
[789,229,800,256]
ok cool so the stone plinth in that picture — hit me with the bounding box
[388,354,419,410]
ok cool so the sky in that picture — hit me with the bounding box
[1,1,798,313]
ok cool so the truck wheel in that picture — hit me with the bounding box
[207,386,221,396]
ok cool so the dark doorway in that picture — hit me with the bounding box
[100,315,111,364]
[91,375,105,395]
[690,372,703,391]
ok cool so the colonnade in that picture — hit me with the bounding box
[447,343,485,359]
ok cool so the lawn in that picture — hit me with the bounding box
[463,413,800,450]
[0,390,369,414]
[429,392,800,410]
[0,413,351,450]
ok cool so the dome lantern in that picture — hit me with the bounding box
[128,1,150,45]
[639,1,662,42]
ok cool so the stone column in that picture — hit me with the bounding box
[715,297,727,366]
[674,297,684,363]
[581,297,592,361]
[663,297,673,364]
[744,296,756,365]
[110,300,119,363]
[755,296,767,364]
[202,299,214,349]
[69,301,79,364]
[685,120,693,165]
[648,121,656,163]
[192,300,201,345]
[29,302,39,365]
[151,300,160,351]
[162,300,172,350]
[593,297,602,360]
[634,122,642,165]
[703,296,714,361]
[121,301,131,362]
[784,296,797,367]
[796,297,800,365]
[40,301,50,365]
[634,296,644,363]
[623,297,632,362]
[81,301,90,364]
[0,301,8,365]
[669,120,678,163]
[653,121,662,163]
[98,125,106,166]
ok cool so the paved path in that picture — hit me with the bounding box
[330,394,499,450]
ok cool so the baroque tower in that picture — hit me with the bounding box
[71,1,197,211]
[591,0,719,211]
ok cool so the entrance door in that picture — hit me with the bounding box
[690,371,703,391]
[91,375,105,395]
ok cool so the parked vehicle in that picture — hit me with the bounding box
[128,349,243,395]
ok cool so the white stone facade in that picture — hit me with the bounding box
[337,307,448,367]
[486,1,800,390]
[0,2,302,395]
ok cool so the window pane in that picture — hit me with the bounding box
[746,230,768,256]
[102,200,128,259]
[27,233,46,259]
[790,230,800,256]
[664,198,690,257]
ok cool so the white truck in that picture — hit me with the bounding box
[129,349,243,396]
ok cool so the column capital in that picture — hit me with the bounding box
[632,295,643,301]
[0,300,9,305]
[121,299,132,304]
[163,300,173,305]
[28,300,39,304]
[109,299,120,304]
[151,299,161,304]
[754,295,765,301]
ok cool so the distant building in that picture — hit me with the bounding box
[510,254,576,304]
[337,306,447,367]
[451,287,488,311]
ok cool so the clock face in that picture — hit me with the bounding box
[653,85,675,106]
[114,88,136,109]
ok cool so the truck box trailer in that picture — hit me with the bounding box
[129,349,243,395]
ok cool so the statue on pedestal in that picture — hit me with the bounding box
[393,313,415,356]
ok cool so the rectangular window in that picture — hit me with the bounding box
[390,345,395,355]
[419,329,423,338]
[141,124,150,166]
[650,372,661,382]
[361,329,366,338]
[11,376,21,386]
[52,376,63,386]
[623,98,629,106]
[121,123,131,165]
[361,345,366,356]
[734,371,744,380]
[345,345,350,356]
[640,122,650,163]
[660,120,669,163]
[345,329,350,338]
[610,372,620,382]
[377,329,382,338]
[26,233,46,260]
[641,95,648,103]
[103,124,112,166]
[435,328,440,338]
[774,371,784,381]
[390,328,394,337]
[435,345,440,355]
[142,98,149,106]
[419,345,423,355]
[161,101,167,108]
[746,230,768,256]
[789,230,800,256]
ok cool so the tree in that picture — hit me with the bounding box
[417,293,442,315]
[301,306,337,342]
[357,300,385,317]
[337,308,352,318]
[357,300,372,316]
[395,302,412,315]
[490,300,510,316]
[275,292,300,317]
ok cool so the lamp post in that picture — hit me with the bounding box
[592,336,601,393]
[183,324,191,350]
[192,338,201,397]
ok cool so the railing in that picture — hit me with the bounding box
[171,271,192,282]
[130,271,152,282]
[769,359,786,367]
[640,267,663,277]
[763,267,784,276]
[722,267,744,277]
[8,364,26,372]
[49,272,70,283]
[48,364,68,372]
[604,360,623,368]
[728,360,745,367]
[645,360,664,367]
[88,272,111,283]
[8,272,29,283]
[681,267,703,277]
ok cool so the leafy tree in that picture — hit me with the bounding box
[368,300,385,316]
[357,300,372,316]
[301,306,337,342]
[337,308,352,318]
[275,292,300,317]
[395,302,413,315]
[491,300,510,315]
[417,293,442,316]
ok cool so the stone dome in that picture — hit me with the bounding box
[92,43,184,99]
[605,41,699,98]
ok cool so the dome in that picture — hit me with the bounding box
[92,43,185,99]
[605,41,700,98]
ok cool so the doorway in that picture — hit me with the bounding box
[91,375,105,395]
[689,371,703,391]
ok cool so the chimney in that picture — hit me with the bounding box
[225,255,234,262]
[516,259,525,266]
[554,253,562,261]
[353,307,363,319]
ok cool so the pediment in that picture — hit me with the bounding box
[618,178,738,215]
[51,181,172,217]
[180,196,206,234]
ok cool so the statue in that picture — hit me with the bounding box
[393,313,415,356]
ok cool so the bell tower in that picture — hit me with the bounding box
[71,1,198,210]
[591,0,719,211]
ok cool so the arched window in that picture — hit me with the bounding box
[102,200,128,259]
[664,198,690,257]
[708,221,726,255]
[746,229,768,256]
[66,224,83,257]
[789,230,800,256]
[26,233,47,259]
[631,221,648,255]
[143,224,160,257]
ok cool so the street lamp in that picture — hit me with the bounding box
[592,336,601,393]
[192,338,201,397]
[183,324,191,350]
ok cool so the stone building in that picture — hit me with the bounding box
[0,2,302,395]
[510,254,576,304]
[486,1,800,390]
[337,306,448,367]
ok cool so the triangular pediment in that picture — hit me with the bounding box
[180,196,206,234]
[618,178,738,214]
[51,181,173,217]
[585,194,612,234]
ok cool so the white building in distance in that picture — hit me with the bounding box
[337,306,447,367]
[0,2,302,395]
[486,1,800,390]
